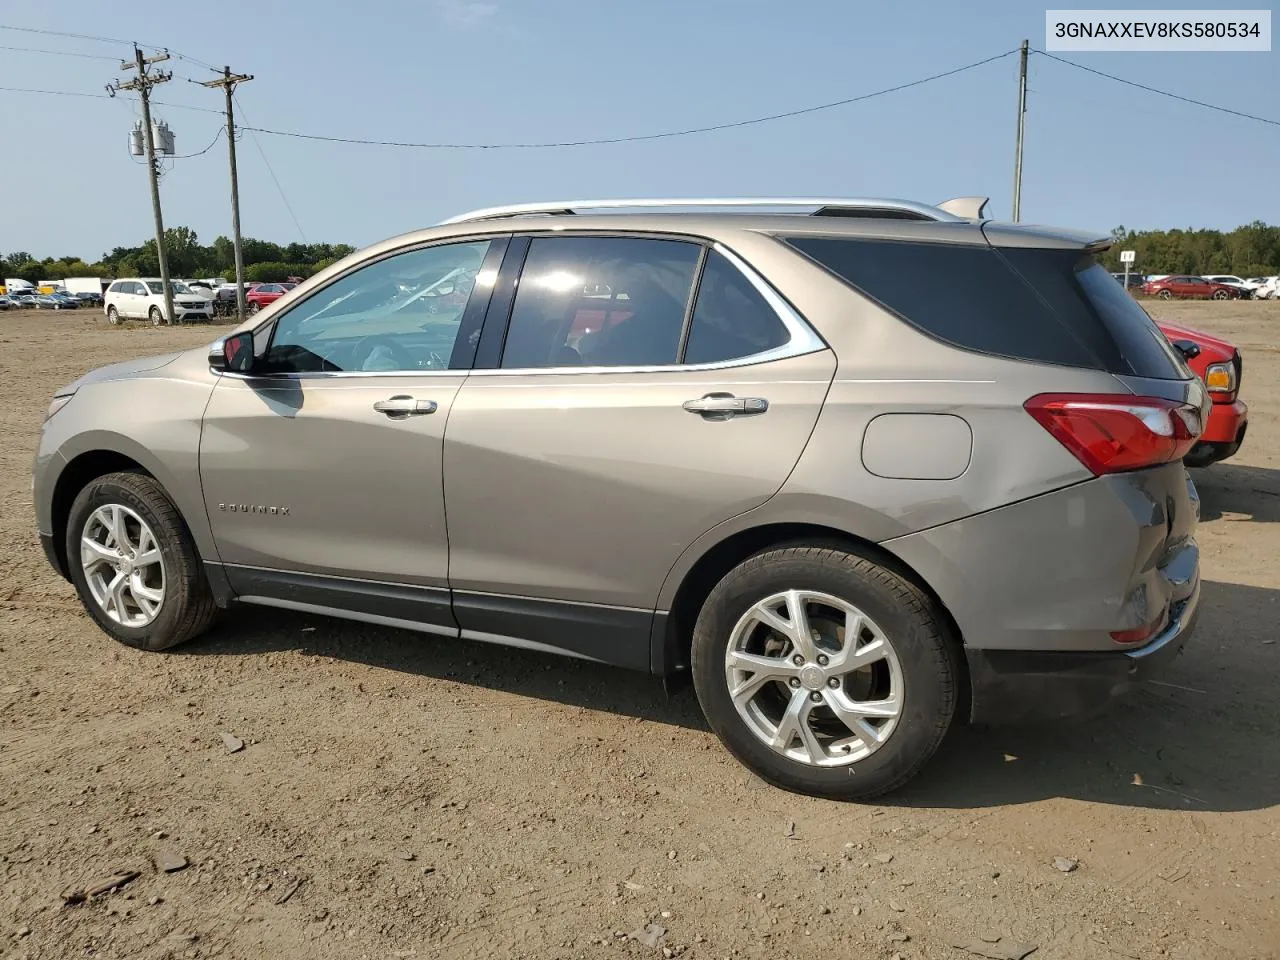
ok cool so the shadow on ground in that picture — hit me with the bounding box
[1193,462,1280,523]
[180,577,1280,814]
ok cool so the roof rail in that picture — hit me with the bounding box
[438,197,969,225]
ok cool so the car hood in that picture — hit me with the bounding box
[57,351,184,395]
[1156,321,1238,360]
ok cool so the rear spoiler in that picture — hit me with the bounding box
[936,196,989,220]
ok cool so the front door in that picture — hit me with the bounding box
[443,235,836,668]
[199,236,506,632]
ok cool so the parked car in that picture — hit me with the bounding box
[34,294,78,310]
[1202,275,1257,299]
[244,282,293,313]
[1159,323,1248,467]
[33,195,1207,800]
[1246,276,1278,300]
[104,278,214,325]
[0,294,14,310]
[1110,271,1146,290]
[73,291,104,307]
[12,294,39,308]
[1142,275,1240,300]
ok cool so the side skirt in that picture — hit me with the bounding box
[214,564,654,672]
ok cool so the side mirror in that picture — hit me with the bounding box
[208,331,255,374]
[1171,338,1201,361]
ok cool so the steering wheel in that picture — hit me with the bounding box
[351,335,414,372]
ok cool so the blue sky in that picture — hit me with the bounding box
[1,0,1276,259]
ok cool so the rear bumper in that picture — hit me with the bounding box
[966,576,1201,724]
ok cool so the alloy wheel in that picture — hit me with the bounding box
[80,504,166,627]
[724,590,903,767]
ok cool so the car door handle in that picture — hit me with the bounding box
[682,393,769,419]
[373,395,437,417]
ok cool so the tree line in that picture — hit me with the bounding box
[6,220,1278,289]
[1098,220,1279,277]
[1,227,357,285]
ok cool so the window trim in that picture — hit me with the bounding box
[476,235,826,377]
[227,233,510,381]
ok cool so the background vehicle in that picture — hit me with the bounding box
[245,282,292,313]
[34,294,78,310]
[33,196,1206,800]
[1203,275,1257,298]
[4,278,37,298]
[63,277,110,298]
[1247,276,1278,300]
[1143,275,1240,300]
[72,291,103,307]
[1161,322,1248,467]
[0,294,13,310]
[1110,271,1146,290]
[103,278,215,325]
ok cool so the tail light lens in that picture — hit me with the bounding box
[1024,393,1202,475]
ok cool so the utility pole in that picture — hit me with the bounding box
[200,67,253,322]
[111,48,176,324]
[1011,38,1029,223]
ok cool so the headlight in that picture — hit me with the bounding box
[1204,361,1236,393]
[46,393,75,421]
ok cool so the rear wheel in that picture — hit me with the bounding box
[106,305,120,325]
[149,305,164,325]
[691,545,958,800]
[65,472,217,651]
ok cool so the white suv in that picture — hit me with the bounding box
[104,278,214,325]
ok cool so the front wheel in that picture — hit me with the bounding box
[65,472,217,651]
[248,301,261,315]
[691,545,958,800]
[1158,289,1174,300]
[149,305,164,325]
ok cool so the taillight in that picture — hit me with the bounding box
[1024,393,1202,476]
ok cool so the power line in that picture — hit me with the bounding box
[234,94,308,242]
[0,22,222,71]
[170,126,224,159]
[0,43,121,61]
[0,84,225,114]
[1033,49,1279,128]
[236,49,1021,150]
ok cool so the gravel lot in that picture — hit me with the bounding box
[2,302,1278,960]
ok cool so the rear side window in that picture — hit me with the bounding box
[500,237,701,369]
[783,236,1187,378]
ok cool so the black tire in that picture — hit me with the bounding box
[65,472,217,651]
[1158,289,1174,300]
[691,545,958,800]
[149,306,164,326]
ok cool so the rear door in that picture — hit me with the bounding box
[442,233,836,668]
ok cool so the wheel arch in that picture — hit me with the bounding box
[653,520,970,720]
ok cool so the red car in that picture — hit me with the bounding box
[245,282,294,314]
[1157,320,1248,466]
[1144,275,1240,300]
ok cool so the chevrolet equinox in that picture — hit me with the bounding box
[34,197,1205,798]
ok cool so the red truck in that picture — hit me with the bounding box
[1158,320,1248,466]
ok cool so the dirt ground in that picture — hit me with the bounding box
[1,301,1278,960]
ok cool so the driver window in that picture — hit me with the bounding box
[262,240,492,374]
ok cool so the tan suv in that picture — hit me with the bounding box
[34,197,1205,798]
